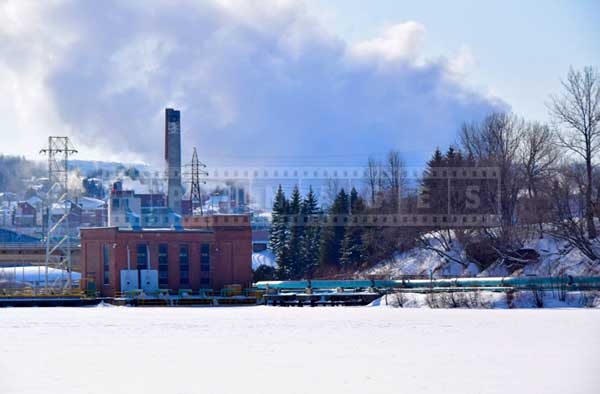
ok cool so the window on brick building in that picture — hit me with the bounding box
[102,244,110,285]
[200,244,210,272]
[137,244,148,270]
[179,245,189,285]
[158,244,168,287]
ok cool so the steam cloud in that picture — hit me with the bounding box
[0,0,505,167]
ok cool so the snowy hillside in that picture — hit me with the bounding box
[483,236,600,277]
[365,233,600,278]
[365,244,479,278]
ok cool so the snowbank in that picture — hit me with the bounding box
[369,290,600,309]
[252,250,276,270]
[0,266,81,284]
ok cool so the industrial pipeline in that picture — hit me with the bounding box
[255,276,600,292]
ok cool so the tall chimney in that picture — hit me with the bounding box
[165,108,182,215]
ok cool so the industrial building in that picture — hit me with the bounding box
[80,214,252,297]
[0,228,82,272]
[81,108,253,297]
[107,108,189,229]
[108,182,182,229]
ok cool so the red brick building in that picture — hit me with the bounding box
[80,215,252,297]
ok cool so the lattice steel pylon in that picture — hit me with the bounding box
[185,147,207,216]
[40,137,78,291]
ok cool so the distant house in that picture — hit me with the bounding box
[0,192,17,203]
[25,195,43,207]
[25,195,44,226]
[13,202,36,227]
[0,203,12,227]
[78,197,107,228]
[47,201,83,229]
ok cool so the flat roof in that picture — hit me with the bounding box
[80,226,214,233]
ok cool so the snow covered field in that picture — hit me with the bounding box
[1,307,599,394]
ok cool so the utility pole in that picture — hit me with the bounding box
[40,137,77,292]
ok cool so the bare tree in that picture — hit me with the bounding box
[549,66,600,239]
[364,156,387,208]
[383,150,406,211]
[549,164,600,263]
[519,122,559,237]
[460,112,525,245]
[365,156,379,206]
[325,178,342,208]
[416,230,469,268]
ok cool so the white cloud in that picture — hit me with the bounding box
[446,45,477,79]
[350,22,426,63]
[0,0,505,166]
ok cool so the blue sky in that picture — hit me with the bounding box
[307,0,600,121]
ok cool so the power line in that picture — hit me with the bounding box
[183,147,207,216]
[40,136,78,291]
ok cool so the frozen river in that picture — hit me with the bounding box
[0,306,598,394]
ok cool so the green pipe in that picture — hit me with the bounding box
[255,276,600,290]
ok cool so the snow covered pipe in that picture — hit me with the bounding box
[254,276,600,290]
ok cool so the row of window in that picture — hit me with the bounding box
[111,216,171,225]
[112,198,129,209]
[102,244,211,287]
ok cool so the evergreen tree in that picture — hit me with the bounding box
[299,187,321,278]
[319,188,349,267]
[348,187,365,213]
[269,185,290,279]
[287,186,304,278]
[446,146,457,164]
[420,147,446,214]
[445,146,467,214]
[253,265,277,282]
[340,188,367,269]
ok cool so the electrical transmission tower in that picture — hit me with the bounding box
[40,137,77,291]
[186,147,207,216]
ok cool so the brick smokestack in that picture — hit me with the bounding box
[165,108,182,215]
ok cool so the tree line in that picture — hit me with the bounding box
[264,185,368,280]
[264,66,600,279]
